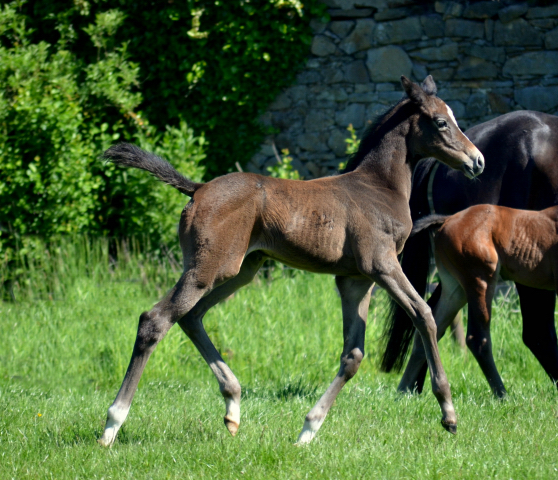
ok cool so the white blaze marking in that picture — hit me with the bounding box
[445,104,473,141]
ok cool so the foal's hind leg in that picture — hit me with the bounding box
[177,252,266,436]
[98,273,210,447]
[465,279,506,397]
[516,284,558,385]
[399,272,467,394]
[297,276,373,444]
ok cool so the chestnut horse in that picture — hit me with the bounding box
[399,204,558,396]
[381,111,558,375]
[97,76,484,447]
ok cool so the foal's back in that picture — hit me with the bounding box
[437,204,558,291]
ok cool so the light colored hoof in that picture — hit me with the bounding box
[296,419,318,445]
[224,417,239,436]
[97,433,115,448]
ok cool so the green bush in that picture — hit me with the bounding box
[23,0,325,177]
[0,3,206,260]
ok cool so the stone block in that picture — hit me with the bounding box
[527,5,558,19]
[514,86,558,112]
[297,71,322,84]
[335,103,366,128]
[469,46,506,64]
[339,19,376,55]
[503,51,558,77]
[311,35,337,57]
[378,90,405,105]
[297,133,329,152]
[455,57,498,80]
[429,68,454,81]
[466,92,489,117]
[304,109,335,132]
[329,21,355,39]
[445,19,485,38]
[322,67,345,84]
[288,85,308,103]
[375,17,423,45]
[268,93,292,111]
[344,60,370,83]
[412,63,428,81]
[409,43,458,61]
[328,9,374,19]
[546,27,558,50]
[441,2,464,20]
[463,2,501,19]
[421,14,445,38]
[348,92,377,102]
[487,92,511,114]
[498,3,528,24]
[317,87,349,102]
[494,19,543,46]
[366,46,413,82]
[366,102,389,119]
[328,128,351,156]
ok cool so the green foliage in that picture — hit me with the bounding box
[23,0,326,178]
[267,148,302,180]
[0,2,206,259]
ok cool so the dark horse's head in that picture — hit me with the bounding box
[402,75,484,179]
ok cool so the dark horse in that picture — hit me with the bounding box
[400,205,558,397]
[98,76,484,447]
[381,110,558,387]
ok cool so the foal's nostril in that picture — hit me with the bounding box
[474,154,485,174]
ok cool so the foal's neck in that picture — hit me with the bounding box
[355,109,417,201]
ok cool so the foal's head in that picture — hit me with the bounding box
[403,75,484,179]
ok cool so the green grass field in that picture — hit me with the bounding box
[1,239,558,479]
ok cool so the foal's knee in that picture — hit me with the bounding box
[341,348,364,380]
[136,310,170,350]
[414,304,437,338]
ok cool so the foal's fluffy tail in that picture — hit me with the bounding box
[102,143,203,196]
[410,214,449,236]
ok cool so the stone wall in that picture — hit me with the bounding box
[246,0,558,178]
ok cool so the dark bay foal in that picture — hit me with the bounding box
[98,76,484,447]
[399,204,558,397]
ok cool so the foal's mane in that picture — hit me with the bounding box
[342,95,412,173]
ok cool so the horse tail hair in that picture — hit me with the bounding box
[411,214,449,236]
[102,143,203,196]
[380,218,443,374]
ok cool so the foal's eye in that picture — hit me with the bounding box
[436,119,448,129]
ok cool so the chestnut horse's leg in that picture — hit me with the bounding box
[465,278,507,398]
[375,258,457,432]
[177,252,266,436]
[516,283,558,385]
[399,273,467,394]
[297,276,373,444]
[98,273,211,447]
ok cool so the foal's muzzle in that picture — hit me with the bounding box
[463,153,485,179]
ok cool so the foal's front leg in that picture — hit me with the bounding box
[377,258,457,432]
[297,276,373,444]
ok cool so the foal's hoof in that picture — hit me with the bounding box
[224,417,239,437]
[441,420,457,435]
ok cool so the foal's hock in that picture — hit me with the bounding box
[98,76,484,447]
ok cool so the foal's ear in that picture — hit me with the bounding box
[401,75,427,105]
[421,75,437,96]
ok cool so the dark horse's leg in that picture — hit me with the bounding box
[98,252,265,447]
[516,283,558,385]
[297,276,372,444]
